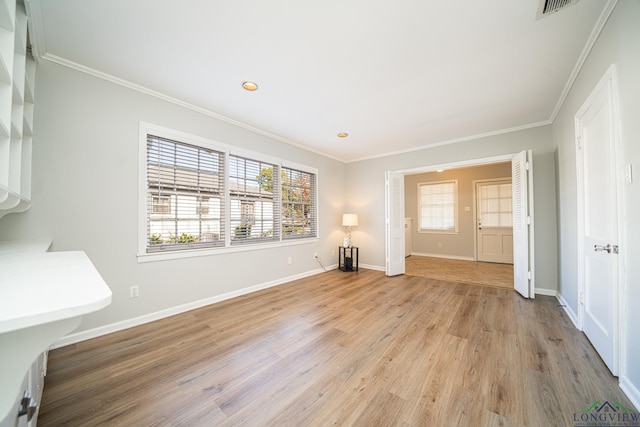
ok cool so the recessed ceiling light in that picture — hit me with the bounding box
[242,81,258,91]
[337,133,349,138]
[436,169,444,172]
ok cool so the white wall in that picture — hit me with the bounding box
[0,61,347,337]
[552,0,640,406]
[345,125,558,294]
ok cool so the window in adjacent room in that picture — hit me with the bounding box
[418,180,458,233]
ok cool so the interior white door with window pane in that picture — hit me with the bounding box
[476,180,513,264]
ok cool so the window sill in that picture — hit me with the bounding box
[417,229,459,235]
[137,237,319,263]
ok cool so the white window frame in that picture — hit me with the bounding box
[138,122,319,262]
[417,179,459,234]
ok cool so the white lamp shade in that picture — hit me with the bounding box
[342,214,359,227]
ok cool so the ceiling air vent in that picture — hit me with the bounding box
[536,0,580,19]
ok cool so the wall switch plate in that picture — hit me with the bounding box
[129,286,139,298]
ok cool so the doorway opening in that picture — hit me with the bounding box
[385,151,534,297]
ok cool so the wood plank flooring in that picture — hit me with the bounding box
[38,269,633,426]
[405,255,513,289]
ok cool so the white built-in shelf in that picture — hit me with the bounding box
[0,240,112,423]
[12,3,26,54]
[0,54,11,86]
[0,0,15,85]
[10,100,22,137]
[0,0,15,32]
[0,110,9,137]
[22,102,32,134]
[0,0,34,220]
[0,242,113,334]
[24,55,34,102]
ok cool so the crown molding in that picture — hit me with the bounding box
[549,0,619,122]
[21,0,618,164]
[40,53,347,163]
[346,120,552,164]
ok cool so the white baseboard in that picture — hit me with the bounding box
[620,376,640,412]
[410,252,475,261]
[555,293,640,411]
[360,263,385,272]
[52,267,328,349]
[535,288,557,297]
[556,292,580,329]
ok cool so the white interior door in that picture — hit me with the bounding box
[385,171,405,276]
[512,151,534,298]
[576,66,620,375]
[476,180,514,264]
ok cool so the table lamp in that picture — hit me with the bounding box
[342,214,358,247]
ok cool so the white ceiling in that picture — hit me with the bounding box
[26,0,612,162]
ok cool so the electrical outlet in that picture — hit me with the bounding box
[129,285,139,298]
[331,249,335,256]
[287,256,292,265]
[314,252,318,259]
[437,242,443,248]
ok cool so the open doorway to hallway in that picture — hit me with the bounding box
[404,162,514,289]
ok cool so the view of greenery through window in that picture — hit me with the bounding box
[146,134,316,253]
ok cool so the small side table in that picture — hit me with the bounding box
[338,246,359,272]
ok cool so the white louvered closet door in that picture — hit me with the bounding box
[385,171,405,276]
[512,150,534,298]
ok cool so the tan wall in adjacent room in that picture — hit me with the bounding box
[405,162,512,259]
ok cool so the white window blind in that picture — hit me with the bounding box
[282,167,317,239]
[146,135,225,252]
[140,124,319,259]
[229,154,279,244]
[418,180,457,231]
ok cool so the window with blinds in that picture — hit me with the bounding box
[418,180,458,232]
[229,154,279,244]
[146,135,225,252]
[282,167,317,239]
[141,125,319,258]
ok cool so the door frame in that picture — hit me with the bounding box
[385,152,534,296]
[575,64,624,375]
[472,177,513,263]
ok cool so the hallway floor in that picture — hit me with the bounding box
[405,255,513,289]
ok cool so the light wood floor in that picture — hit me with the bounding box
[39,269,633,426]
[405,256,513,289]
